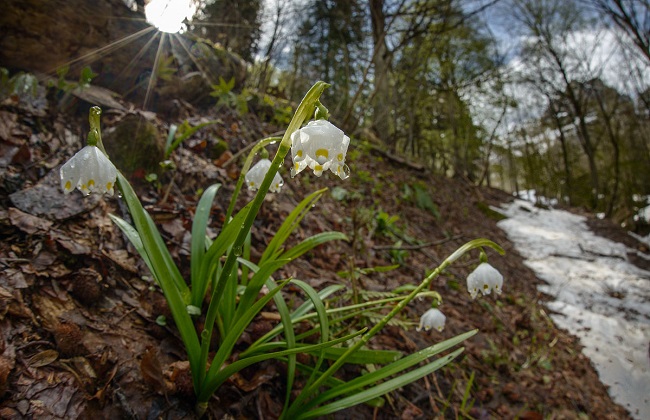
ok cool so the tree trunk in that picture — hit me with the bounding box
[369,0,392,147]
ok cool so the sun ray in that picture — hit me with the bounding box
[48,26,156,76]
[143,32,167,110]
[188,21,260,29]
[119,29,161,82]
[171,34,218,86]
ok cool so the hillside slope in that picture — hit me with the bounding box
[0,91,632,419]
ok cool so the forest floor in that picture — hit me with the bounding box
[0,88,645,419]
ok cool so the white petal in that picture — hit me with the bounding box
[245,159,283,193]
[417,308,446,332]
[60,158,81,194]
[290,120,350,179]
[59,146,117,196]
[467,263,504,299]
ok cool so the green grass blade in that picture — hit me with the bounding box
[242,284,345,356]
[142,210,189,297]
[309,347,402,365]
[288,279,329,343]
[290,279,330,389]
[191,183,221,304]
[266,277,298,411]
[115,173,200,388]
[109,214,155,279]
[200,329,367,400]
[260,188,327,264]
[279,232,348,261]
[198,279,290,401]
[165,120,218,158]
[304,329,477,411]
[299,347,466,419]
[196,201,252,303]
[234,258,290,320]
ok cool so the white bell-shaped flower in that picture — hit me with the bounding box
[60,145,117,196]
[245,158,284,193]
[290,119,350,179]
[467,262,504,299]
[417,308,446,332]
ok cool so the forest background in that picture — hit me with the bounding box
[194,0,650,231]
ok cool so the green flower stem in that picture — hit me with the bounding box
[283,238,504,418]
[242,291,442,357]
[224,136,282,224]
[88,106,108,155]
[196,81,329,401]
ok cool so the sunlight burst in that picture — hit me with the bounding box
[145,0,196,34]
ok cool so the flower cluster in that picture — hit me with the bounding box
[466,262,503,299]
[60,145,117,196]
[245,159,284,193]
[417,308,446,332]
[290,120,350,179]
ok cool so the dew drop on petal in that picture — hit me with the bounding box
[339,164,351,180]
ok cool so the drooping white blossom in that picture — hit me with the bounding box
[290,119,350,179]
[245,158,284,193]
[60,145,117,196]
[417,308,446,332]
[466,262,504,299]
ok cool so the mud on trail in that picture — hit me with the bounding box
[0,94,636,419]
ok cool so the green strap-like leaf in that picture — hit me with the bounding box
[198,279,290,400]
[279,231,348,261]
[303,329,477,412]
[115,173,200,389]
[298,347,465,419]
[201,329,367,400]
[260,188,327,264]
[242,284,345,356]
[308,347,402,365]
[195,201,252,305]
[191,183,220,298]
[109,214,155,280]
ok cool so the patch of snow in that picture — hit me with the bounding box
[497,200,650,419]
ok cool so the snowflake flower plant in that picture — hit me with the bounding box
[467,261,504,299]
[60,145,117,196]
[290,119,350,179]
[245,158,284,193]
[59,86,507,420]
[417,308,446,332]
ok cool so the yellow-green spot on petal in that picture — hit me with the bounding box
[88,179,95,187]
[316,149,329,159]
[65,181,72,190]
[315,164,323,171]
[337,153,343,161]
[294,163,300,170]
[106,182,113,191]
[297,150,303,158]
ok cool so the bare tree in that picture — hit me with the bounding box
[588,0,650,64]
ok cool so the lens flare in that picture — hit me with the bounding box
[145,0,195,34]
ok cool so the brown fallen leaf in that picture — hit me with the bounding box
[140,346,167,395]
[8,207,53,234]
[229,365,276,392]
[27,349,59,368]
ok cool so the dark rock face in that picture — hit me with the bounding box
[0,0,154,96]
[0,0,248,111]
[103,113,164,176]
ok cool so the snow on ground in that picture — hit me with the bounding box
[496,200,650,419]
